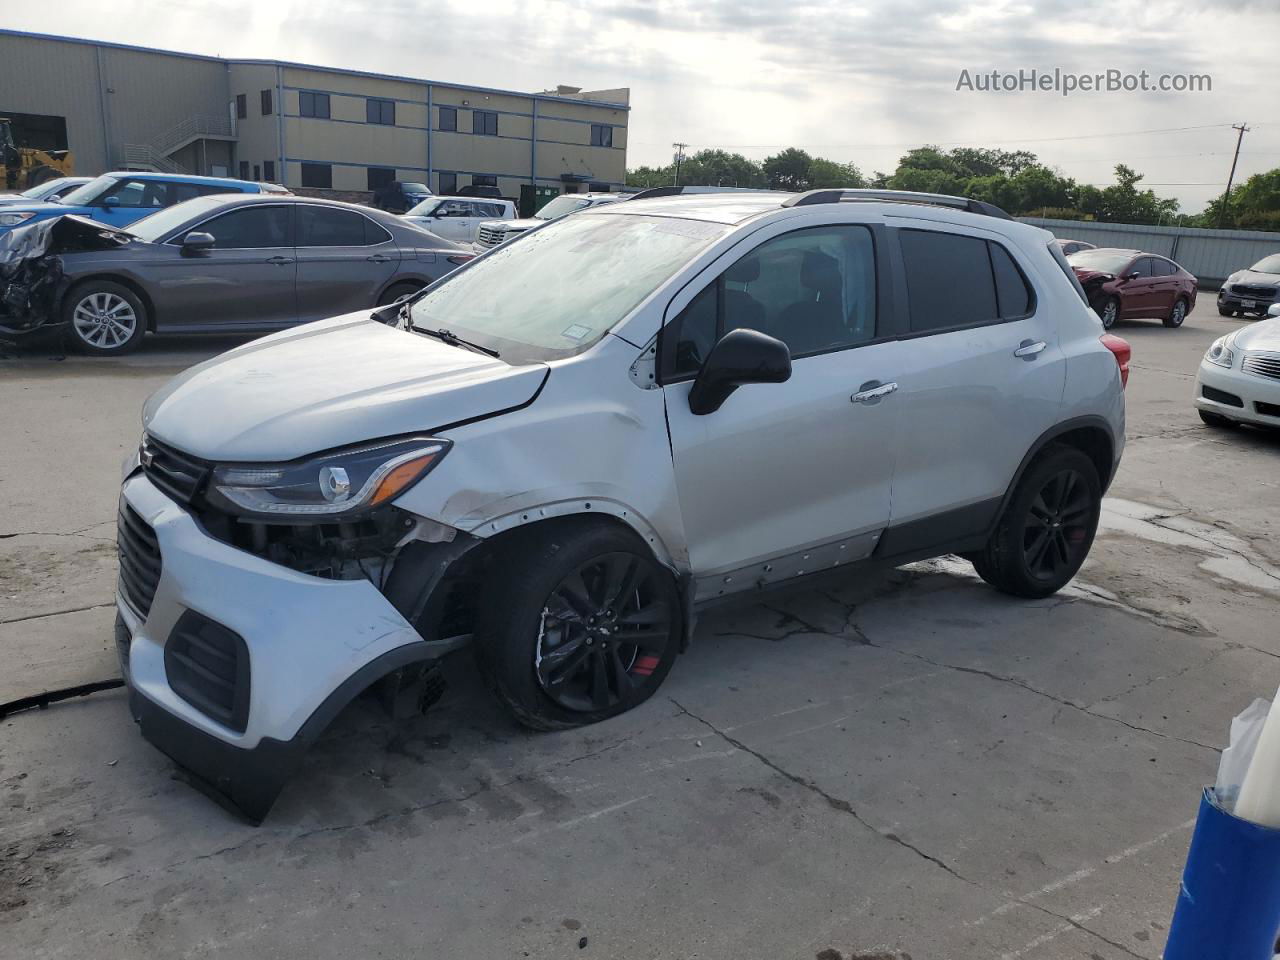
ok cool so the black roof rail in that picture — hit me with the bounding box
[781,188,1013,220]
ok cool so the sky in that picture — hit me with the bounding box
[7,0,1279,213]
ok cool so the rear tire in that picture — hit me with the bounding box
[1199,409,1238,429]
[62,281,147,355]
[1218,305,1236,318]
[1164,297,1188,328]
[474,522,682,730]
[1098,297,1120,330]
[376,281,427,306]
[972,445,1101,599]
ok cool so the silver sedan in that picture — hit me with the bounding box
[10,193,473,354]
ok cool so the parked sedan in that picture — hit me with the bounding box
[1218,253,1280,318]
[0,194,473,354]
[1054,238,1095,256]
[0,176,91,206]
[1068,247,1198,329]
[1196,303,1280,429]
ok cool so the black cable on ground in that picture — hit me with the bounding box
[0,679,125,720]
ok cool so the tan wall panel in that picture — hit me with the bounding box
[283,116,428,169]
[431,133,531,178]
[283,66,422,102]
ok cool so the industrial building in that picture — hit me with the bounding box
[0,29,630,207]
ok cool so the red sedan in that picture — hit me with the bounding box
[1068,247,1198,329]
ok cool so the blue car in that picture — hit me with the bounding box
[0,171,277,233]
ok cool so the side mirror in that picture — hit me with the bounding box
[1268,303,1280,318]
[688,328,791,416]
[1126,271,1141,281]
[101,196,120,209]
[181,231,215,255]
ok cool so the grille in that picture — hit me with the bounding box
[165,611,251,732]
[1201,384,1244,408]
[1242,352,1280,382]
[117,504,162,617]
[1231,284,1279,300]
[1256,401,1280,419]
[476,225,506,248]
[141,434,211,503]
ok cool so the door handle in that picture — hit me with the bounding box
[1014,339,1047,359]
[367,254,393,263]
[851,380,898,405]
[265,255,295,265]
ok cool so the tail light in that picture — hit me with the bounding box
[447,254,474,265]
[1100,334,1131,389]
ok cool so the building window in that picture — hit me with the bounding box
[588,182,610,192]
[367,167,395,191]
[299,91,330,119]
[238,160,250,180]
[439,172,457,194]
[300,163,333,189]
[235,94,247,119]
[472,175,497,187]
[366,98,396,125]
[590,124,613,148]
[438,106,457,132]
[252,164,261,181]
[472,110,498,136]
[261,89,273,115]
[263,160,276,182]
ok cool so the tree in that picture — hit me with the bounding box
[807,158,865,189]
[677,149,766,187]
[762,148,814,190]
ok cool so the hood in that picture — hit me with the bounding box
[1227,270,1280,288]
[143,312,548,461]
[1233,317,1280,353]
[1071,267,1115,284]
[0,201,73,218]
[490,218,542,232]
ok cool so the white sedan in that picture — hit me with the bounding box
[1196,303,1280,428]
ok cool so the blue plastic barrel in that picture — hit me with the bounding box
[1165,788,1280,960]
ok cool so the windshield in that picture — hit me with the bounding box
[1067,249,1135,274]
[408,212,728,363]
[405,198,440,217]
[127,195,227,243]
[535,195,592,221]
[1249,254,1280,275]
[20,180,60,199]
[402,183,430,193]
[59,174,118,207]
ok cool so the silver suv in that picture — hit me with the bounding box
[117,188,1128,821]
[474,191,625,249]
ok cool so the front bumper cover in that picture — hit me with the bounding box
[1194,360,1280,427]
[117,471,464,822]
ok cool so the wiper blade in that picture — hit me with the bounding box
[416,326,501,359]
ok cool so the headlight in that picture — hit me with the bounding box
[0,211,36,227]
[209,436,450,517]
[1205,336,1236,369]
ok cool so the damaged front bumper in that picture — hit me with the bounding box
[117,472,468,822]
[0,215,130,335]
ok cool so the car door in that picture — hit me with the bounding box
[883,224,1065,544]
[1148,257,1178,314]
[430,199,472,242]
[1118,257,1157,317]
[146,203,297,329]
[294,205,401,321]
[662,219,906,588]
[91,177,168,228]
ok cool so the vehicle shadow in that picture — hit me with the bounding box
[1,330,262,365]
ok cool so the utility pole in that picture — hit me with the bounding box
[672,142,688,186]
[1218,122,1249,228]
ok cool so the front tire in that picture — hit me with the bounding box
[1098,297,1120,330]
[63,281,147,355]
[475,523,681,730]
[376,281,427,306]
[1164,297,1188,328]
[1199,409,1238,429]
[972,445,1102,599]
[1218,305,1236,318]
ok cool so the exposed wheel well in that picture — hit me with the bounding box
[1042,425,1114,490]
[62,275,157,330]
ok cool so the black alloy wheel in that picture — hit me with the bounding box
[1022,469,1093,585]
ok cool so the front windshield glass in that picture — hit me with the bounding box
[59,174,118,207]
[401,182,429,193]
[1067,249,1134,274]
[127,196,227,242]
[409,212,728,363]
[405,198,440,217]
[1249,254,1280,274]
[535,195,592,221]
[20,181,57,199]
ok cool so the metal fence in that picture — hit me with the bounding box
[1018,217,1280,288]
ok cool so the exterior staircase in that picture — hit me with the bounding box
[120,115,236,173]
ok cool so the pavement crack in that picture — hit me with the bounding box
[1017,899,1154,960]
[669,697,974,886]
[0,601,114,626]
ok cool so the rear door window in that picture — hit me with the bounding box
[298,206,380,246]
[899,229,998,333]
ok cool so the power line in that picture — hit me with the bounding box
[1219,122,1250,227]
